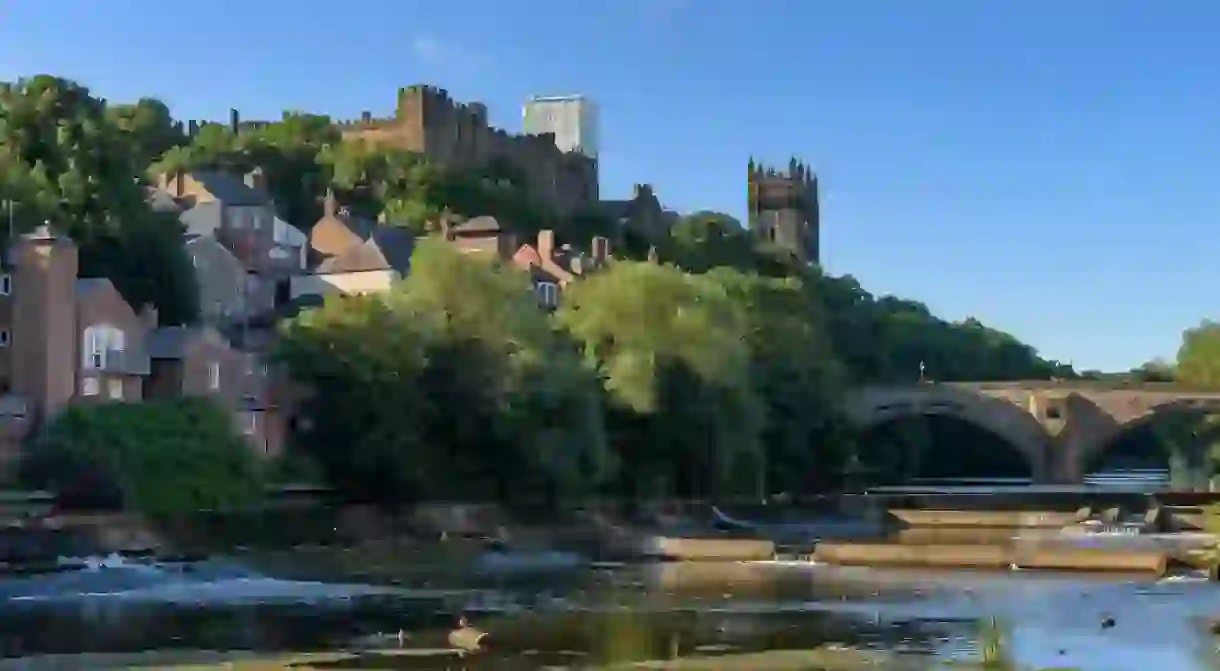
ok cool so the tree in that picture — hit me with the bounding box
[0,75,199,323]
[21,398,266,517]
[277,238,612,504]
[1176,320,1220,389]
[557,260,763,499]
[706,267,854,493]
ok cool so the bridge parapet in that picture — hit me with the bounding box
[843,381,1220,484]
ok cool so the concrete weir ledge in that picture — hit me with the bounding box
[813,542,1170,576]
[639,536,777,561]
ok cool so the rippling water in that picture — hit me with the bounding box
[0,546,1216,670]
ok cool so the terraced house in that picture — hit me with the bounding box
[0,225,284,480]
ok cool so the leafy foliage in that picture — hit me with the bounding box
[277,238,611,504]
[0,75,199,324]
[21,399,266,517]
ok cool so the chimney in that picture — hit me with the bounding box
[11,223,78,421]
[138,304,159,331]
[591,236,610,266]
[323,189,337,218]
[537,229,555,260]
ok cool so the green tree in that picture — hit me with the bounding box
[1176,320,1220,389]
[557,260,763,499]
[706,267,854,493]
[21,398,266,517]
[106,97,187,167]
[278,237,611,504]
[0,75,199,324]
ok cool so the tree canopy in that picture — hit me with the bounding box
[14,73,1179,502]
[0,76,199,324]
[21,398,266,517]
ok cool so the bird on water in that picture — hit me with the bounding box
[448,615,489,656]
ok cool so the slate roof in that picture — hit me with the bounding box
[191,172,268,206]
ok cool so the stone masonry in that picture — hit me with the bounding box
[842,381,1220,483]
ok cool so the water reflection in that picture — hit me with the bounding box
[0,549,1217,670]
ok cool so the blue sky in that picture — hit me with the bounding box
[2,0,1218,372]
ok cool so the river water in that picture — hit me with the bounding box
[0,542,1217,670]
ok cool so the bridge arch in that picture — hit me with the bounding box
[843,385,1053,481]
[1075,398,1220,484]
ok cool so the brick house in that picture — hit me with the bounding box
[510,230,612,308]
[294,192,414,301]
[154,169,307,320]
[0,225,282,479]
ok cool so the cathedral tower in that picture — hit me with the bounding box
[747,157,820,265]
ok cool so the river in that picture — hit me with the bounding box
[0,538,1217,670]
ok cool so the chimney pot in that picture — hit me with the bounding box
[323,189,337,218]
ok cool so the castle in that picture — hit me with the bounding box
[747,157,820,265]
[190,86,600,224]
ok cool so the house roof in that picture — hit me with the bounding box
[180,201,224,238]
[309,208,378,260]
[145,187,183,214]
[316,226,414,274]
[451,215,503,234]
[191,172,268,207]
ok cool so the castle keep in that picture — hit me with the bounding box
[336,86,599,221]
[747,158,820,265]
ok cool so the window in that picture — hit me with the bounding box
[269,246,290,259]
[0,274,11,295]
[82,325,126,370]
[0,330,9,347]
[107,378,123,400]
[242,412,257,436]
[535,281,559,308]
[81,377,99,396]
[208,361,221,391]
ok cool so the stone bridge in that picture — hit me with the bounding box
[843,381,1220,483]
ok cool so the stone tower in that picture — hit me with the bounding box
[747,157,820,265]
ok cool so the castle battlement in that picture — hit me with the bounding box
[176,86,600,219]
[747,156,820,265]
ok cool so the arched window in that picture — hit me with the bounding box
[82,324,126,370]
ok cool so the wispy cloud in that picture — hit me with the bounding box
[411,34,485,70]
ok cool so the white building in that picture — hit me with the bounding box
[523,95,600,159]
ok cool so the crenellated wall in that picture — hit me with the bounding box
[180,86,600,223]
[337,86,599,221]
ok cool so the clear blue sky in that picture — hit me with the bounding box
[2,0,1217,373]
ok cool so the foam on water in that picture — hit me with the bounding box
[0,553,404,605]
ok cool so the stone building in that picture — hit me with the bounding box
[747,158,820,265]
[335,86,599,221]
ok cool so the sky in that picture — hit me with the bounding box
[2,0,1219,373]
